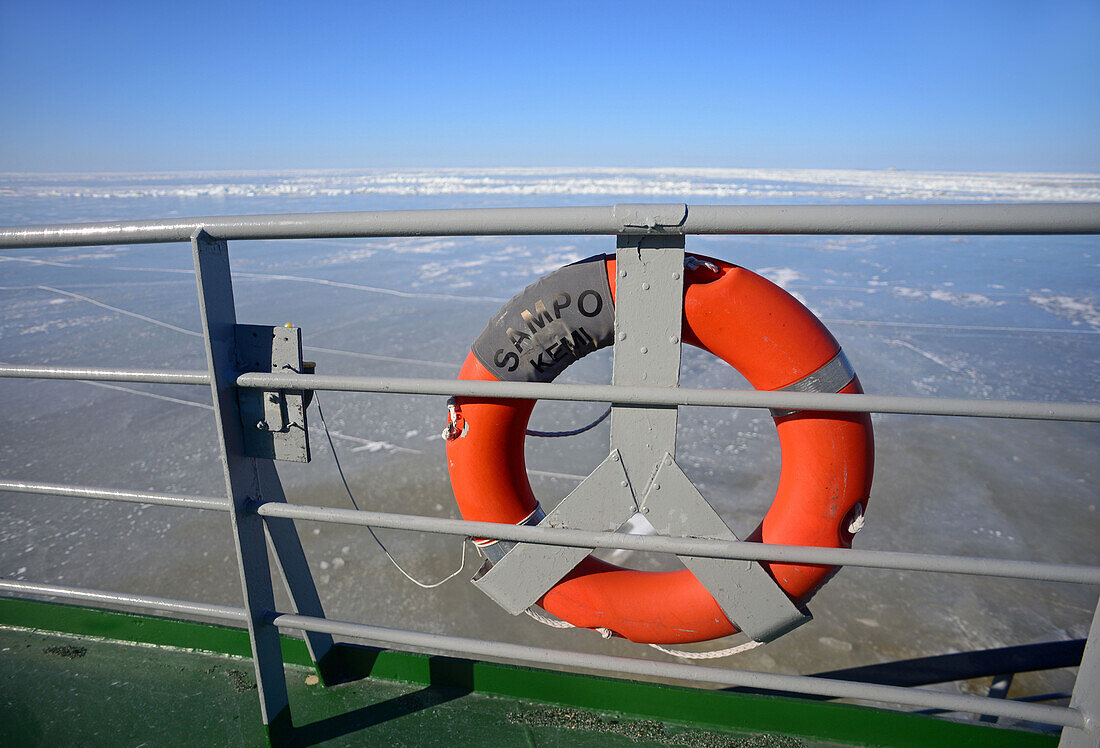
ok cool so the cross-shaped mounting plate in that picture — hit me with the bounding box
[474,230,811,643]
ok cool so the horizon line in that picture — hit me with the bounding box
[3,166,1100,179]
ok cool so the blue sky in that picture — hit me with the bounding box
[1,1,1097,173]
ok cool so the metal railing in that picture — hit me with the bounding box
[1,203,1099,746]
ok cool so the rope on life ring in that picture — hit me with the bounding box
[445,253,873,645]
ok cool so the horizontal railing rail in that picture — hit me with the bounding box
[0,480,227,511]
[0,577,1085,729]
[0,578,247,623]
[237,371,1100,422]
[2,365,1098,422]
[0,365,211,386]
[271,613,1085,729]
[2,203,1100,248]
[250,503,1100,585]
[2,481,1098,584]
[2,202,1099,743]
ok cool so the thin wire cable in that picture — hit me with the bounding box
[526,406,612,438]
[315,393,468,588]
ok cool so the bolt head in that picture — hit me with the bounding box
[640,346,648,354]
[641,282,650,290]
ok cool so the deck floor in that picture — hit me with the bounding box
[0,627,805,747]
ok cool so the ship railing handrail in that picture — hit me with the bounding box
[2,479,1098,585]
[1,364,1098,422]
[2,202,1099,742]
[2,202,1100,248]
[0,577,1087,730]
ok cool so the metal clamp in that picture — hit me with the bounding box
[235,324,312,463]
[613,203,688,233]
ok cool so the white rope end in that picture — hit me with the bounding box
[648,639,763,659]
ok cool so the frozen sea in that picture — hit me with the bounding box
[1,168,1098,710]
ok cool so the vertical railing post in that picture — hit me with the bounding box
[192,230,291,744]
[255,459,342,684]
[1061,593,1100,747]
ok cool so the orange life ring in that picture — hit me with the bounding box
[446,254,873,645]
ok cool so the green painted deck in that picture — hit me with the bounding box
[0,598,1057,747]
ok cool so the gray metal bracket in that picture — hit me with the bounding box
[236,324,311,463]
[473,450,637,614]
[476,233,812,643]
[609,234,807,641]
[640,454,809,642]
[609,234,685,492]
